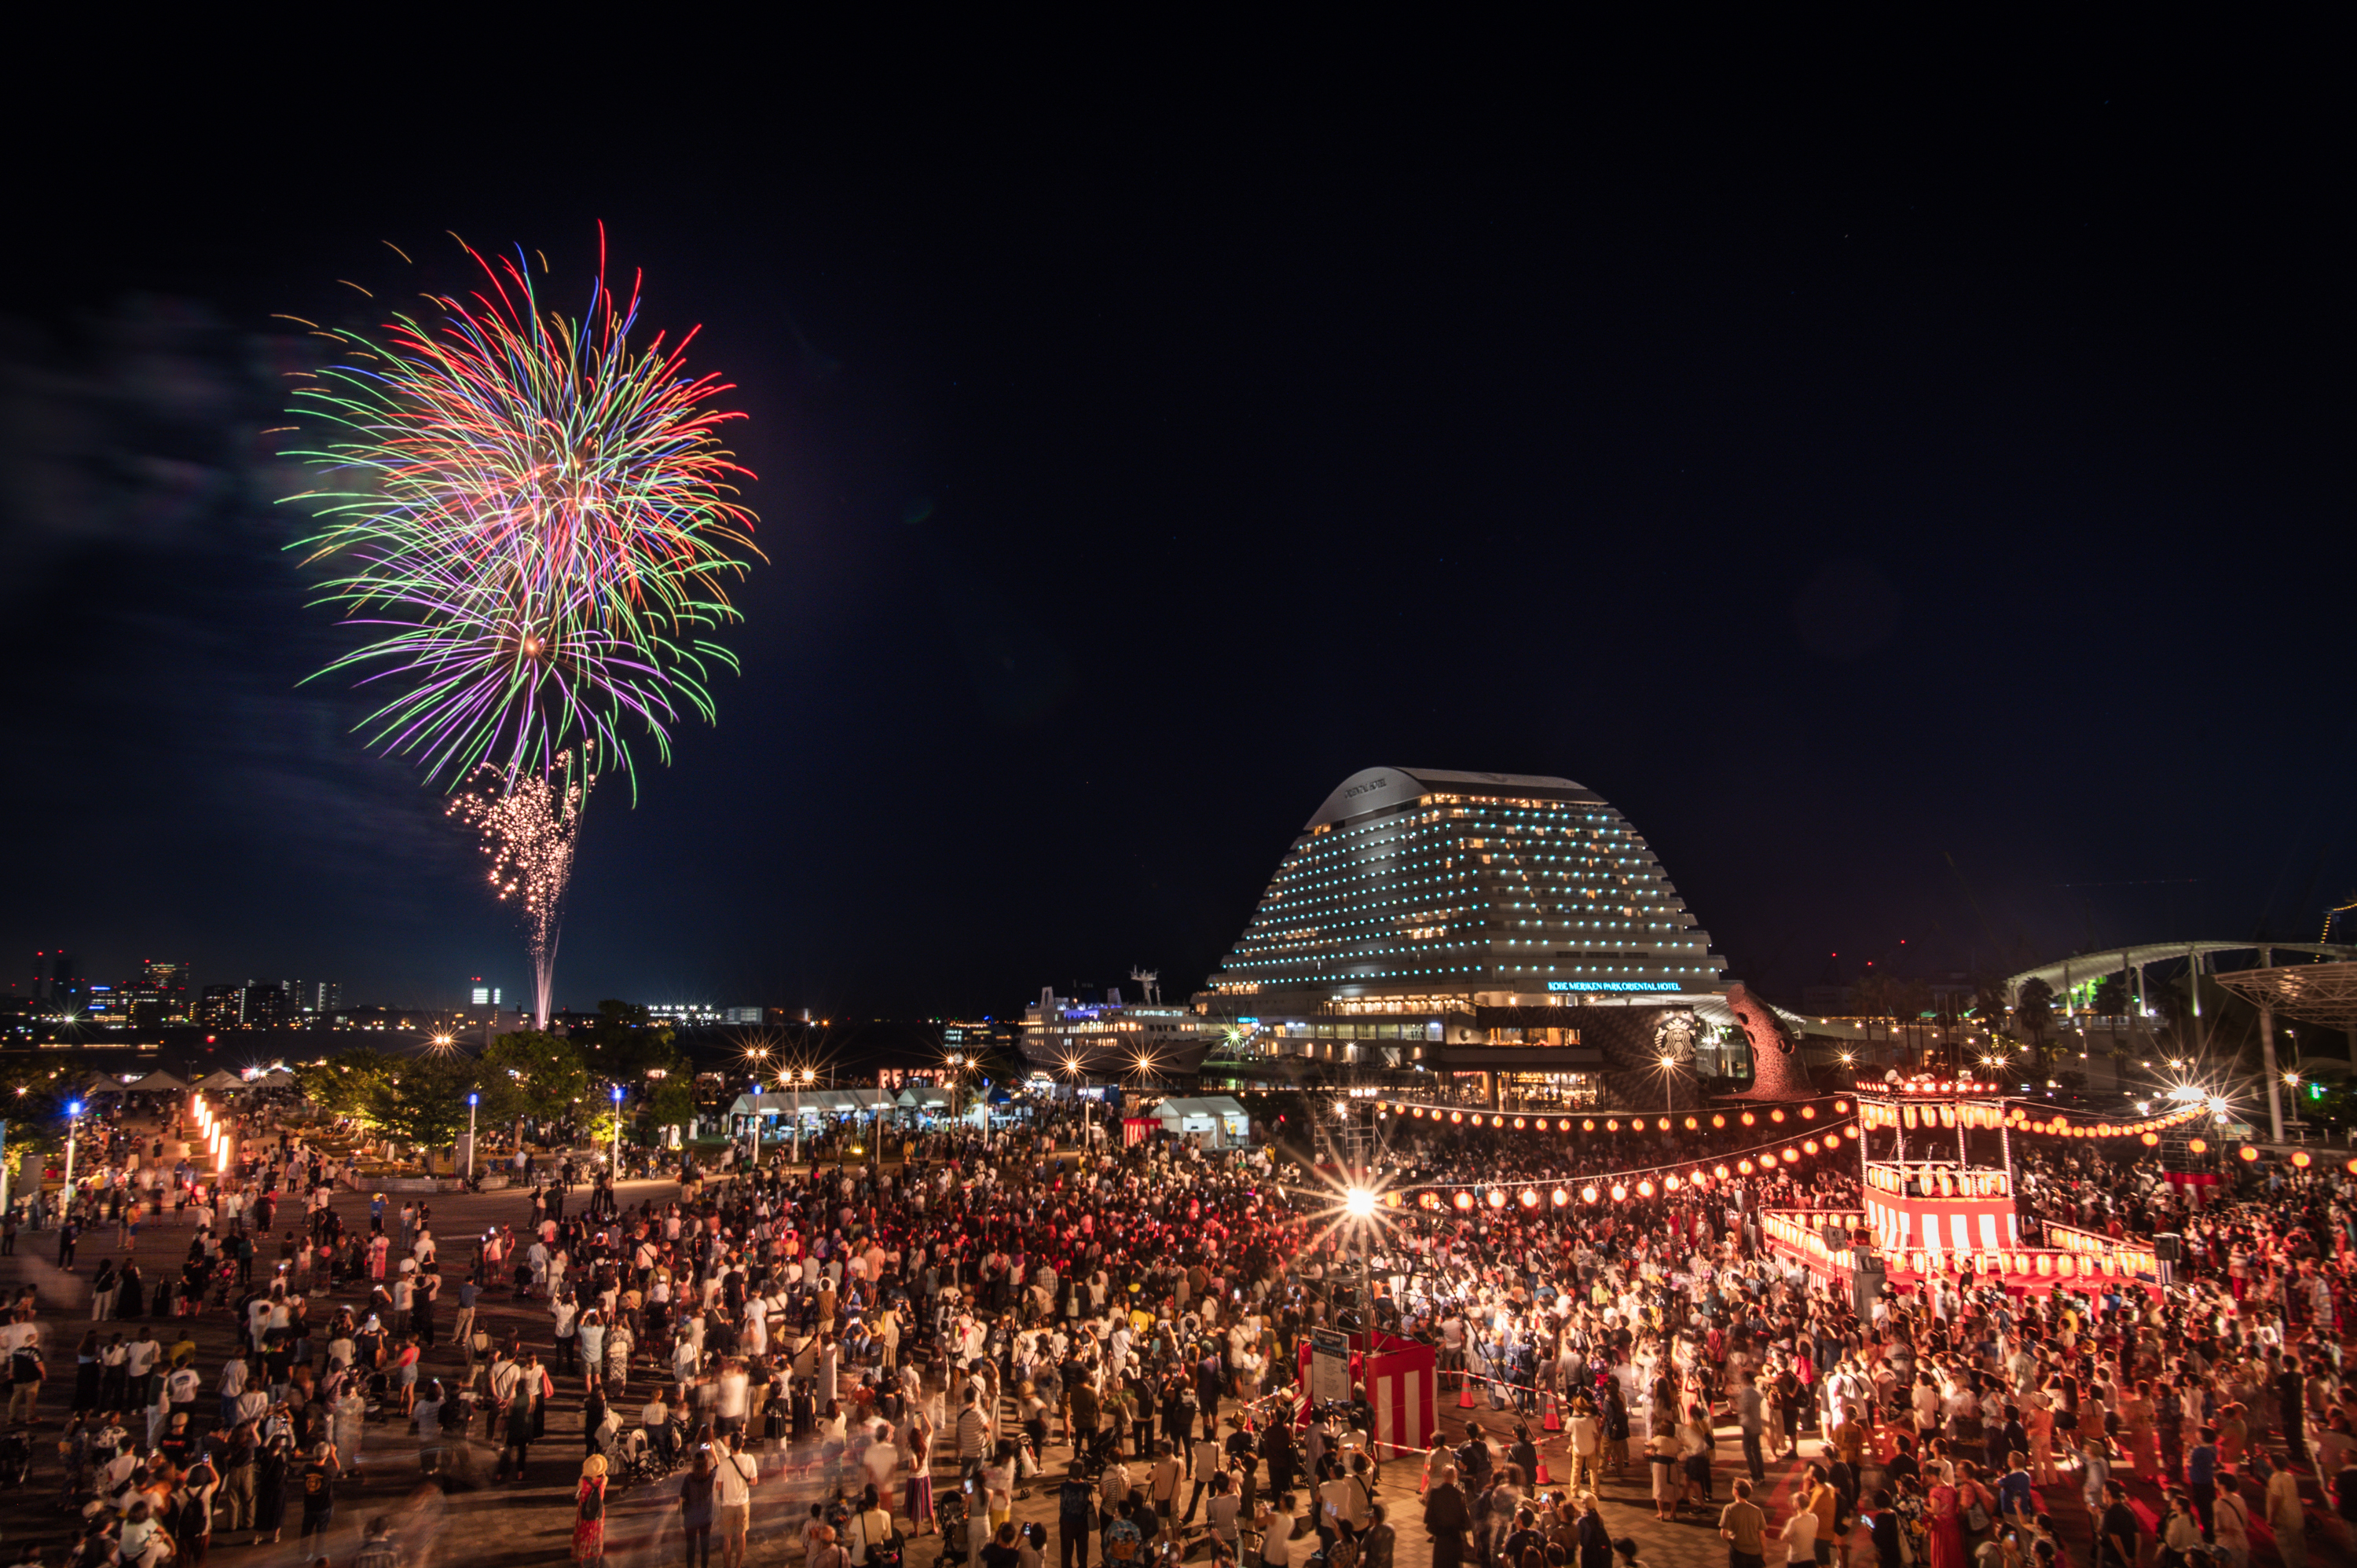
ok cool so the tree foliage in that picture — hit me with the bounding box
[478,1030,591,1123]
[295,1047,473,1147]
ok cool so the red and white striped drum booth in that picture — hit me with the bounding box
[1864,1174,2021,1255]
[1293,1332,1439,1454]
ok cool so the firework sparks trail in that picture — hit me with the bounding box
[447,750,591,1029]
[282,229,760,1021]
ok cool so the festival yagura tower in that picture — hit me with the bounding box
[1761,1074,2176,1298]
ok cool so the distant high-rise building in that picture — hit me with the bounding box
[289,980,341,1017]
[470,984,502,1007]
[198,984,247,1028]
[37,951,87,1011]
[721,1006,764,1025]
[137,959,193,1023]
[243,981,295,1029]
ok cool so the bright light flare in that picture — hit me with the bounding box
[1343,1187,1377,1218]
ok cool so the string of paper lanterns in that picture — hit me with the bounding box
[1997,1103,2206,1142]
[1372,1122,1856,1213]
[1379,1098,1849,1134]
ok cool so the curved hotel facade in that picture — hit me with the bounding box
[1193,767,1748,1109]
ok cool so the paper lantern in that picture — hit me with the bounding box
[1834,1100,1849,1112]
[1737,1160,1754,1174]
[1557,1119,1572,1131]
[1665,1174,1681,1190]
[1581,1185,1600,1204]
[1605,1119,1620,1133]
[1803,1141,1819,1156]
[1513,1117,1527,1130]
[1657,1117,1671,1132]
[1684,1116,1699,1130]
[2290,1151,2311,1169]
[2187,1138,2207,1155]
[2238,1146,2259,1163]
[1771,1109,1787,1123]
[1741,1112,1758,1127]
[1637,1179,1655,1198]
[1450,1112,1463,1124]
[1486,1189,1507,1208]
[1550,1187,1569,1207]
[1783,1146,1800,1161]
[1823,1133,1841,1149]
[1610,1183,1629,1202]
[1519,1188,1541,1207]
[1453,1191,1475,1211]
[1714,1163,1730,1179]
[1801,1105,1816,1119]
[1582,1119,1596,1133]
[2140,1132,2159,1147]
[1711,1114,1726,1129]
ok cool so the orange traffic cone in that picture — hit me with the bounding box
[1459,1378,1476,1409]
[1541,1392,1562,1433]
[1535,1456,1552,1485]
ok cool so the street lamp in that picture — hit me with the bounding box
[786,1066,815,1162]
[61,1099,84,1197]
[1655,1053,1681,1116]
[609,1083,624,1174]
[466,1092,479,1180]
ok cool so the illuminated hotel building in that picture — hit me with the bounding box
[1194,767,1748,1108]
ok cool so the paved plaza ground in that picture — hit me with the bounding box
[1,1138,2347,1568]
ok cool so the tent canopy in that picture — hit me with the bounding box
[196,1070,244,1091]
[896,1087,953,1109]
[728,1089,893,1119]
[125,1070,189,1094]
[1150,1095,1252,1145]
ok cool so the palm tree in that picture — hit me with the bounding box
[2015,978,2055,1070]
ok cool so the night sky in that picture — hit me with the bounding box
[2,43,2347,1017]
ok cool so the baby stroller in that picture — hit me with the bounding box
[934,1486,971,1558]
[613,1427,664,1488]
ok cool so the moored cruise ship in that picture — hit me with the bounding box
[1019,983,1219,1078]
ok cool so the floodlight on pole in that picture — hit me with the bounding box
[466,1092,479,1180]
[610,1083,624,1172]
[62,1100,84,1196]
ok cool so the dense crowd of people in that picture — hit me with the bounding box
[0,1090,2352,1568]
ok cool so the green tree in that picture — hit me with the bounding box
[295,1048,401,1122]
[0,1059,75,1186]
[357,1053,476,1147]
[585,999,680,1083]
[2093,976,2130,1017]
[649,1076,696,1134]
[477,1030,591,1125]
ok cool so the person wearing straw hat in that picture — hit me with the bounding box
[574,1453,610,1563]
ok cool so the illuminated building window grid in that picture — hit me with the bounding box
[1213,799,1721,987]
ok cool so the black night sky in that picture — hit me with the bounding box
[2,38,2348,1018]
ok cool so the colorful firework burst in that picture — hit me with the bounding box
[282,228,761,798]
[446,749,592,1028]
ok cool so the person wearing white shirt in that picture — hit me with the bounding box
[717,1361,751,1436]
[713,1434,757,1568]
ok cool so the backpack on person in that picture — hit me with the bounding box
[857,1509,905,1568]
